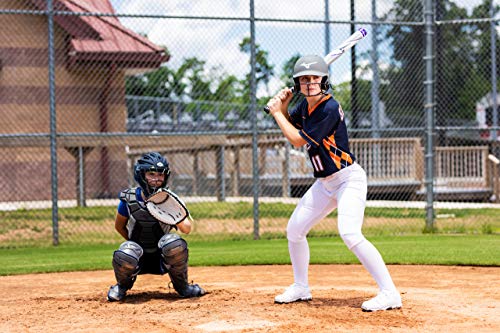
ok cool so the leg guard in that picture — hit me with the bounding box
[158,233,205,298]
[112,241,143,290]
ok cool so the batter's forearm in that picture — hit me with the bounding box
[273,113,306,148]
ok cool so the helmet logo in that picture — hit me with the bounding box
[300,61,318,69]
[157,162,164,167]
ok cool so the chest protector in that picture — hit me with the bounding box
[120,188,174,253]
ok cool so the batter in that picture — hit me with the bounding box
[266,54,401,311]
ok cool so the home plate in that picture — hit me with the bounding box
[195,319,276,332]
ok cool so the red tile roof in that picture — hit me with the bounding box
[30,0,169,68]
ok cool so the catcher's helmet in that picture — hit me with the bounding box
[134,152,170,197]
[293,54,330,95]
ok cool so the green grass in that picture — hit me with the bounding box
[0,203,498,275]
[1,203,499,248]
[0,235,498,276]
[1,203,498,222]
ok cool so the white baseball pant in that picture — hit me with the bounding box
[285,162,397,293]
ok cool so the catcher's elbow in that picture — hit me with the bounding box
[177,221,191,234]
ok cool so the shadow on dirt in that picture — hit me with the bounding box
[308,296,366,309]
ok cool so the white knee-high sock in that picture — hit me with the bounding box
[351,239,397,293]
[288,239,310,287]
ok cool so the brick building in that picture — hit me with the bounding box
[0,0,168,202]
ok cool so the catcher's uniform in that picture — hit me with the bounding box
[118,187,176,273]
[108,187,204,299]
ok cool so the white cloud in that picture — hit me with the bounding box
[110,0,494,94]
[113,0,247,17]
[110,0,379,84]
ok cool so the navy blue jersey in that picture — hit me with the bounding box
[289,94,355,178]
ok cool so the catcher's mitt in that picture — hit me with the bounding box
[145,188,190,225]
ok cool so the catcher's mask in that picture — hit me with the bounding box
[134,152,170,197]
[293,54,330,97]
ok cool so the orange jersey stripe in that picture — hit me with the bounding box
[308,94,331,116]
[301,131,320,146]
[342,152,353,164]
[328,151,342,169]
[323,136,353,166]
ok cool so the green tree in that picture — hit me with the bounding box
[182,57,211,101]
[468,0,500,118]
[280,53,301,85]
[239,37,275,104]
[213,74,241,102]
[471,0,500,84]
[331,80,378,125]
[433,0,493,123]
[381,0,425,124]
[383,0,498,126]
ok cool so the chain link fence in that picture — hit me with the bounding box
[0,0,499,248]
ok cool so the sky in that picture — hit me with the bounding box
[109,0,494,97]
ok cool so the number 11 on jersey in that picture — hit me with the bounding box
[311,155,324,172]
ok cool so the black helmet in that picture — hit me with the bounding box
[133,152,170,197]
[293,54,330,95]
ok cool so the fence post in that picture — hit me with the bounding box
[249,0,260,240]
[423,0,436,232]
[47,0,59,246]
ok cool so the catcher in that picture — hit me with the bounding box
[107,152,205,301]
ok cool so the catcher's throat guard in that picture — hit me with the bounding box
[145,188,190,226]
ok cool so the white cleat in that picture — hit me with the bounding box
[361,290,402,312]
[274,283,312,304]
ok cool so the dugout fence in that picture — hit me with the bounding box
[0,0,499,248]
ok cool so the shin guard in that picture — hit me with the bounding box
[158,234,205,297]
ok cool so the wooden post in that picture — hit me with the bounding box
[216,145,225,201]
[192,151,199,195]
[231,146,240,196]
[259,144,267,175]
[65,147,92,207]
[281,143,290,198]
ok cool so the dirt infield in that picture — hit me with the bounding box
[1,265,498,332]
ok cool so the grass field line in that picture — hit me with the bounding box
[1,197,499,211]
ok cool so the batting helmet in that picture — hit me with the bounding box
[293,54,330,94]
[134,152,170,197]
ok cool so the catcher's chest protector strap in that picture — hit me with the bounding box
[120,188,173,252]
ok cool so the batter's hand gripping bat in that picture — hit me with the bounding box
[264,27,368,114]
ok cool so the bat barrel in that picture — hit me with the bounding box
[263,28,366,114]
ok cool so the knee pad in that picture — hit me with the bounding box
[340,233,366,250]
[112,241,143,289]
[158,233,188,269]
